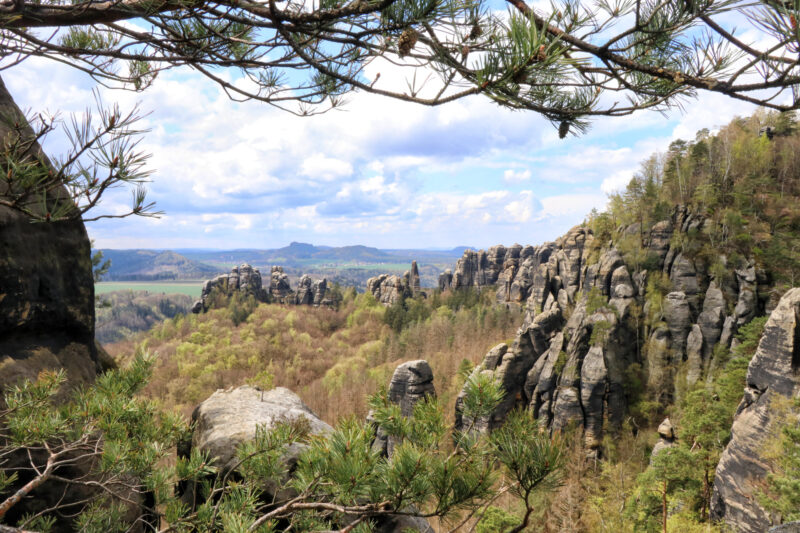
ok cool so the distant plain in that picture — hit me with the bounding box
[95,281,204,298]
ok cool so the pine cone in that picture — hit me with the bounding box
[558,121,570,139]
[398,28,418,58]
[469,23,482,40]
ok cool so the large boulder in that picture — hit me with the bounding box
[181,386,332,504]
[711,288,800,532]
[651,417,677,458]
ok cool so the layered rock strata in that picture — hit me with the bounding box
[711,288,800,533]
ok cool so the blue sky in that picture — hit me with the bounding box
[6,53,762,250]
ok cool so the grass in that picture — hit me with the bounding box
[95,281,203,298]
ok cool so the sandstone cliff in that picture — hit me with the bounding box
[454,206,774,459]
[710,288,800,532]
[193,264,330,311]
[367,261,422,305]
[0,77,104,394]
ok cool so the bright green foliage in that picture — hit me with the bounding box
[0,354,189,532]
[228,291,258,326]
[629,446,699,532]
[761,397,800,521]
[476,506,522,533]
[585,287,608,314]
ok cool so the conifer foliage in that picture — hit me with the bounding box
[0,357,564,532]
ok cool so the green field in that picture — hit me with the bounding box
[95,281,203,298]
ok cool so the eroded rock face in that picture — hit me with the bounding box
[294,275,327,306]
[651,417,677,458]
[446,204,778,466]
[269,265,293,302]
[368,273,411,305]
[388,360,435,417]
[197,264,268,311]
[371,360,436,457]
[711,288,800,533]
[455,335,538,435]
[0,77,102,394]
[195,265,329,310]
[367,262,421,306]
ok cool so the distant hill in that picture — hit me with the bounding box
[178,243,468,269]
[99,243,473,284]
[98,250,221,281]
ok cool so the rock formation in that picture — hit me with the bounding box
[194,263,268,311]
[367,261,422,306]
[0,77,148,533]
[454,206,774,459]
[180,386,332,505]
[0,77,106,395]
[269,265,293,302]
[651,418,677,457]
[193,264,330,311]
[370,360,436,457]
[711,288,800,532]
[294,274,328,306]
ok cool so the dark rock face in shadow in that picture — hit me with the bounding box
[0,75,101,394]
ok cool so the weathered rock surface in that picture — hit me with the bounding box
[294,274,327,306]
[448,204,776,465]
[367,262,422,306]
[181,386,332,505]
[269,265,293,302]
[194,264,329,311]
[651,417,677,457]
[769,523,800,533]
[438,269,453,291]
[711,288,800,533]
[196,263,268,311]
[0,77,102,395]
[0,76,145,533]
[388,360,436,417]
[368,273,411,305]
[370,360,436,457]
[191,386,332,473]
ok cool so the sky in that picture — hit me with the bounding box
[5,49,763,250]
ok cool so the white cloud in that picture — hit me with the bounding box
[539,194,607,219]
[503,168,532,183]
[0,52,777,250]
[301,154,354,180]
[601,169,636,194]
